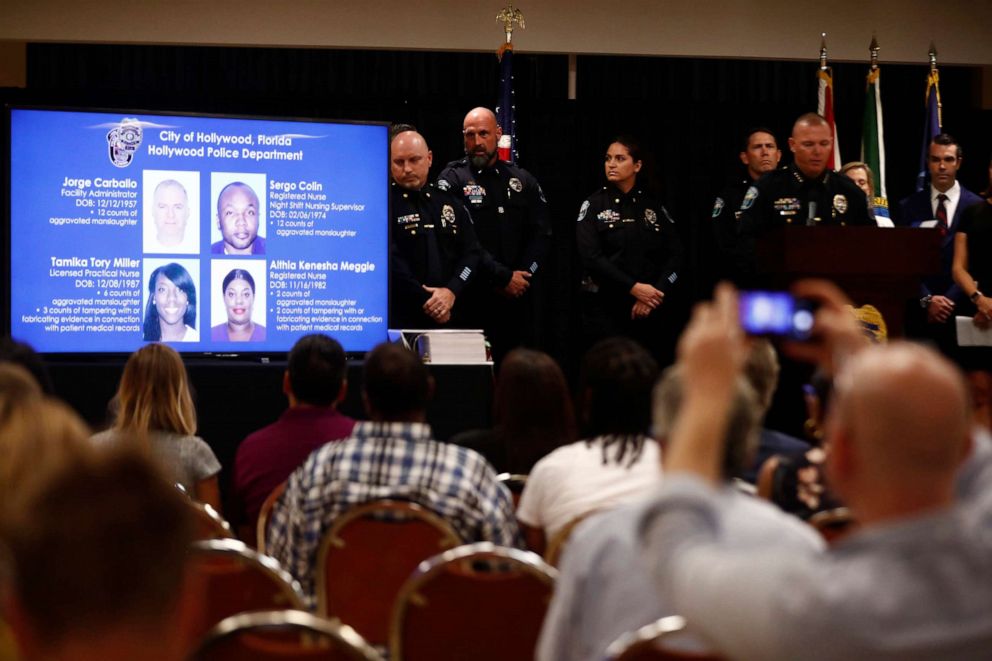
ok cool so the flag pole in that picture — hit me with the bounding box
[496,4,524,163]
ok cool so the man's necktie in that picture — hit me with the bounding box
[936,193,949,236]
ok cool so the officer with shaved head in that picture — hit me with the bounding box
[438,107,551,365]
[389,125,480,328]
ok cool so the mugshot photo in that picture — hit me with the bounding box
[209,259,267,342]
[141,258,201,343]
[142,170,200,255]
[210,172,267,256]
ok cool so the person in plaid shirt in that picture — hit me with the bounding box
[266,341,522,609]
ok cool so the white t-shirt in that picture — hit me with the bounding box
[516,436,662,540]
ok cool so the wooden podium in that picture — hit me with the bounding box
[755,226,942,337]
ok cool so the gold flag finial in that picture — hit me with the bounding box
[497,4,525,44]
[928,41,938,72]
[869,34,879,71]
[819,33,828,71]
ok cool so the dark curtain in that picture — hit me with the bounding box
[4,43,990,378]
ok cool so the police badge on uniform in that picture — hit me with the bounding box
[644,208,658,225]
[509,177,523,193]
[437,179,451,191]
[107,118,142,168]
[711,197,725,218]
[833,194,848,214]
[441,204,456,228]
[577,200,590,222]
[742,186,759,210]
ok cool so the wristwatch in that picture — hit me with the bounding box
[920,294,933,309]
[971,290,984,303]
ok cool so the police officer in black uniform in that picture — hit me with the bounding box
[437,107,551,365]
[703,127,782,289]
[739,114,872,265]
[576,136,683,365]
[389,126,480,329]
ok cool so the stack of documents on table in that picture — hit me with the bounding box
[388,329,489,364]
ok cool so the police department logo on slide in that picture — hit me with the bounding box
[509,177,523,193]
[106,117,143,168]
[577,200,590,222]
[441,204,456,227]
[742,186,758,210]
[833,194,848,214]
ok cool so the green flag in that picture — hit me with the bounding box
[861,67,889,221]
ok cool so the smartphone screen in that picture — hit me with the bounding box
[739,291,815,340]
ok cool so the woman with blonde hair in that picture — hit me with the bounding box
[92,343,221,509]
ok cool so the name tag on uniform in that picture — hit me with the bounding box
[397,213,420,226]
[773,197,801,216]
[597,210,621,223]
[463,184,486,205]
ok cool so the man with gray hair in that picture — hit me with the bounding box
[536,361,823,661]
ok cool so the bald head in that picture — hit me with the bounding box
[390,130,432,190]
[789,113,833,178]
[463,107,501,168]
[828,342,971,511]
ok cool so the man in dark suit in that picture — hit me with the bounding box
[898,133,983,352]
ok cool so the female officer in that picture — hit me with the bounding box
[576,136,683,363]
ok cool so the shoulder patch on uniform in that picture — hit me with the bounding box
[577,200,590,222]
[711,197,725,218]
[437,178,451,191]
[833,194,848,214]
[741,186,759,210]
[441,204,456,227]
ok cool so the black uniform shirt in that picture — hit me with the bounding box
[389,182,480,307]
[437,158,551,288]
[576,185,683,294]
[739,164,872,237]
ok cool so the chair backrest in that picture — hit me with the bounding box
[389,542,557,661]
[316,499,463,648]
[808,507,858,544]
[543,509,600,567]
[604,615,725,660]
[257,480,288,552]
[497,473,528,509]
[191,609,383,661]
[187,539,306,645]
[190,501,236,541]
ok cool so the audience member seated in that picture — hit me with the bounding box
[761,369,844,520]
[231,334,355,534]
[0,336,55,395]
[640,280,992,660]
[0,442,195,661]
[91,343,221,510]
[267,342,521,610]
[0,367,91,518]
[738,339,810,483]
[537,364,823,661]
[516,337,661,555]
[450,348,577,474]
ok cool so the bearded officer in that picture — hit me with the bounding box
[437,107,551,365]
[389,125,480,329]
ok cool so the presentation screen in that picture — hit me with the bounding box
[6,107,389,355]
